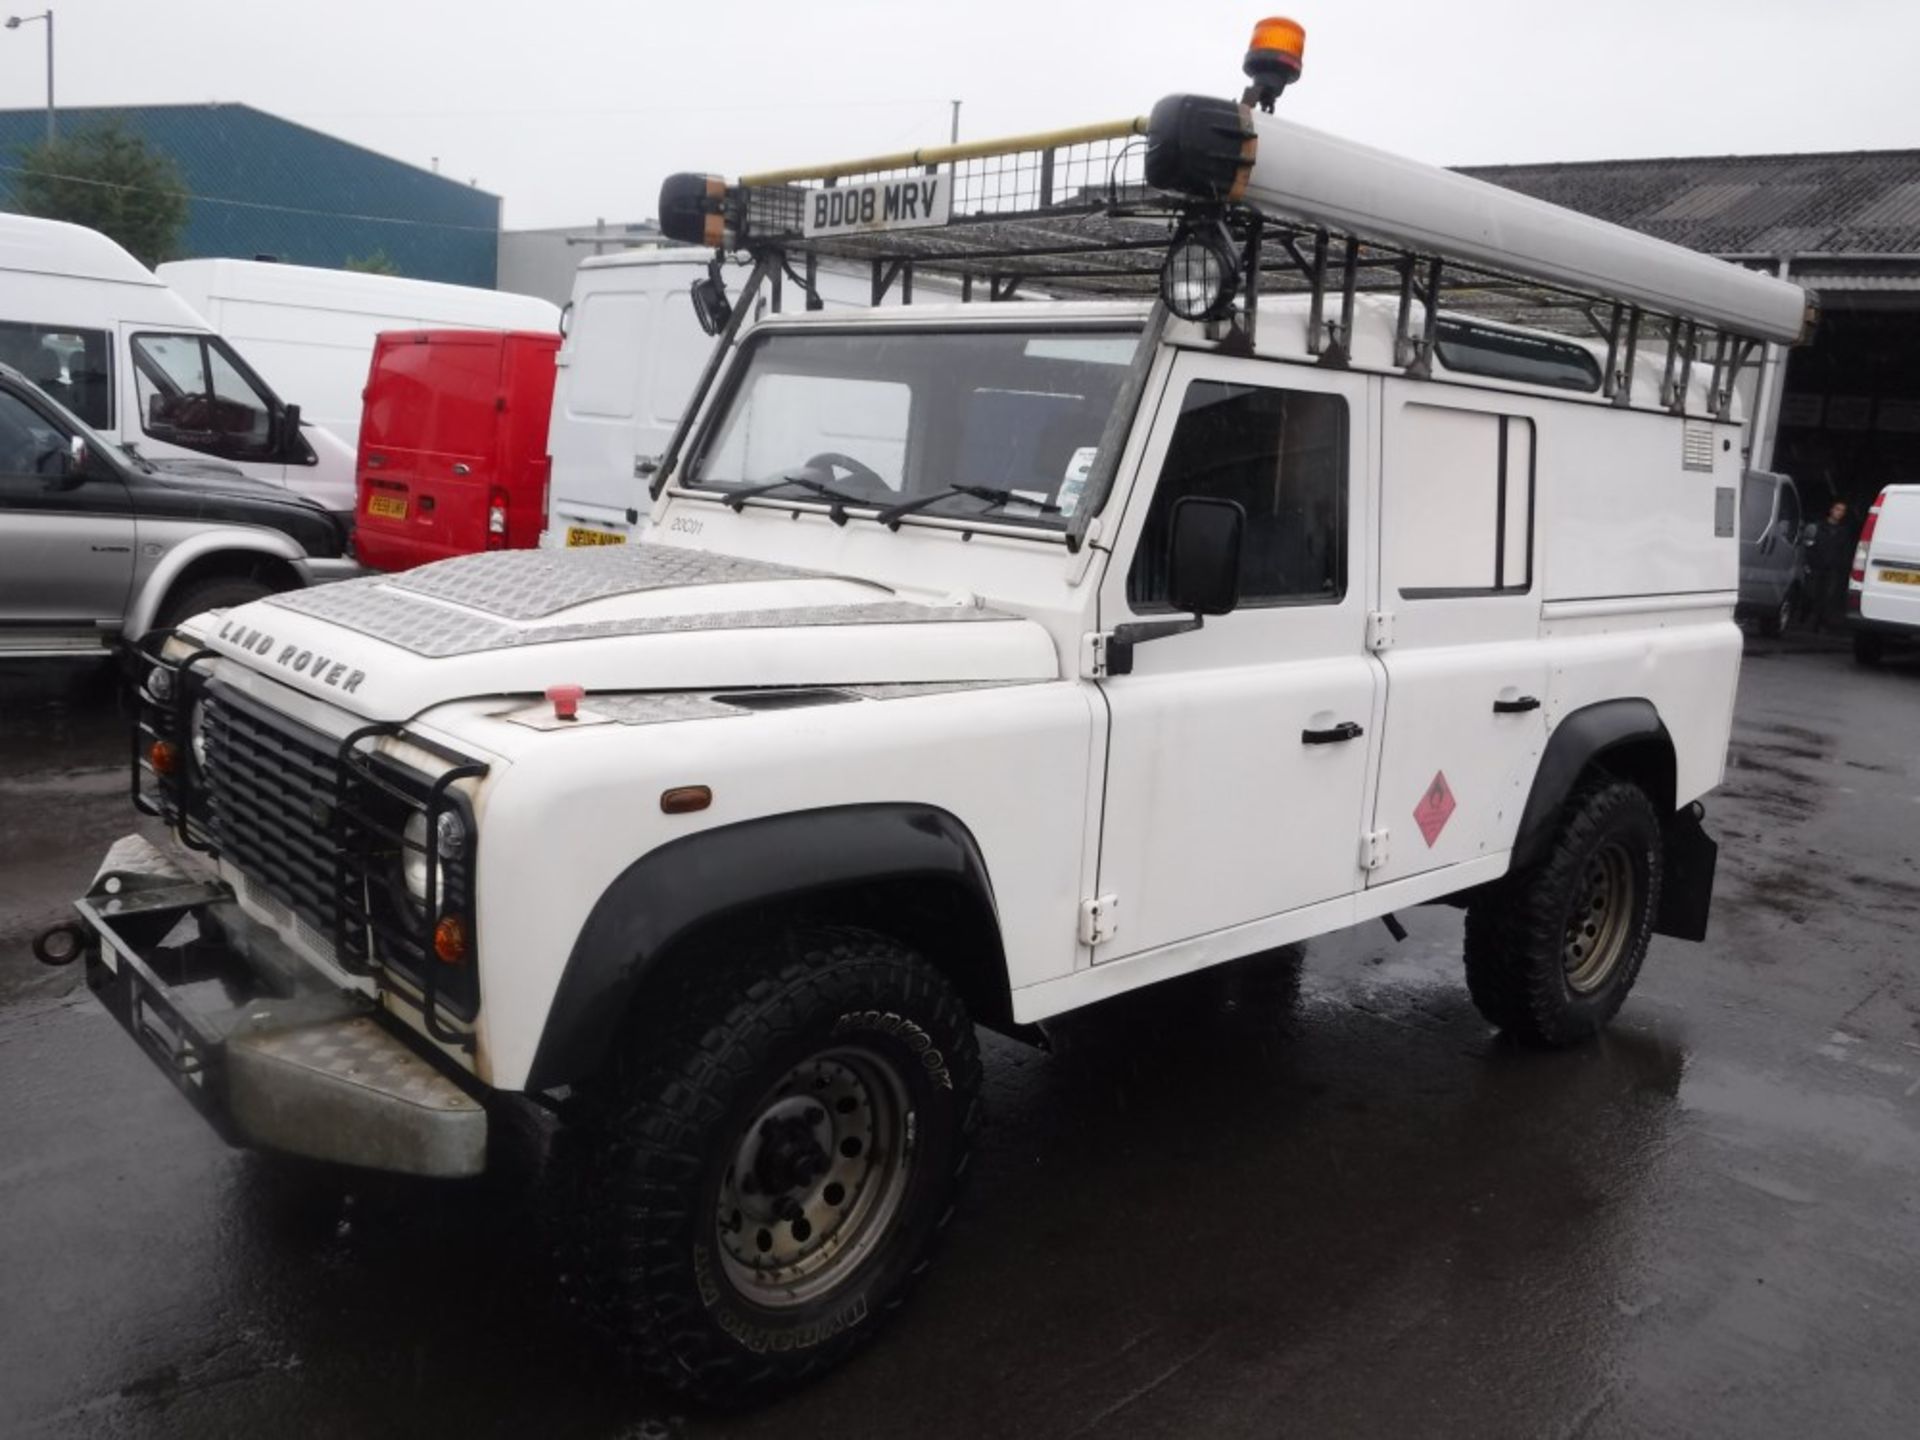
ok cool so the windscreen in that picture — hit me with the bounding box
[683,326,1142,530]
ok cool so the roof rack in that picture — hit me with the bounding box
[650,89,1815,499]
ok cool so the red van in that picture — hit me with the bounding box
[353,329,559,571]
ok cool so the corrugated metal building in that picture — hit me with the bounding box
[0,103,500,287]
[1466,149,1920,513]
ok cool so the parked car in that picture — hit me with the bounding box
[1849,484,1920,664]
[353,329,560,571]
[544,248,877,546]
[57,47,1808,1404]
[0,363,354,656]
[159,259,560,449]
[1737,468,1806,636]
[0,213,358,517]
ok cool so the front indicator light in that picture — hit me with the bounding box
[433,915,469,965]
[148,739,180,776]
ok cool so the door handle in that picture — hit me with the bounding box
[1302,720,1364,745]
[1493,695,1541,714]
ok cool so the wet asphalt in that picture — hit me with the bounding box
[3,637,1919,1439]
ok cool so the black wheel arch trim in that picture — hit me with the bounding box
[1512,698,1674,871]
[525,803,1005,1091]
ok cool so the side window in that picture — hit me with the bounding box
[132,333,277,460]
[1778,484,1800,536]
[1739,473,1773,544]
[0,321,113,428]
[1390,405,1534,596]
[1127,379,1347,611]
[0,389,67,479]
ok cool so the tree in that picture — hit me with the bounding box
[343,249,401,276]
[6,122,188,266]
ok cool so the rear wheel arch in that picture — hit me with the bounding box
[526,804,1009,1091]
[1512,699,1676,870]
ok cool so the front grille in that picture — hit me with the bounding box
[202,690,342,938]
[192,681,483,1033]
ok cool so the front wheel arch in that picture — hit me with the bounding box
[526,804,1008,1092]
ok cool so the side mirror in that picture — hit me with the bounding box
[691,258,734,337]
[274,401,305,459]
[68,435,87,472]
[1166,496,1245,617]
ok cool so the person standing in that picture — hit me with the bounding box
[1807,499,1855,633]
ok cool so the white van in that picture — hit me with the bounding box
[158,258,561,448]
[543,248,879,546]
[1850,484,1920,663]
[0,214,358,514]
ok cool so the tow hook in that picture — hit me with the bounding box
[32,921,90,967]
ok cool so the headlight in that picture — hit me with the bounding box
[1160,223,1241,322]
[401,807,467,908]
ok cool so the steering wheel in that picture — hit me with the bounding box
[801,451,883,488]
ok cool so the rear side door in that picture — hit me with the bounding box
[1367,382,1548,886]
[358,331,501,567]
[0,386,135,627]
[499,332,560,549]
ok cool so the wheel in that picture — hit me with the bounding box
[1853,632,1885,667]
[154,574,274,632]
[1464,781,1663,1047]
[558,927,982,1403]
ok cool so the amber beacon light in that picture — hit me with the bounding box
[1243,16,1306,111]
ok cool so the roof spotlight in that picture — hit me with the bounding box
[1243,16,1306,111]
[1160,223,1242,322]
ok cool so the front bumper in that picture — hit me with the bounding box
[71,833,487,1178]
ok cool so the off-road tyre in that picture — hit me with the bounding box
[1853,632,1885,667]
[154,574,274,631]
[1464,780,1663,1047]
[556,926,982,1404]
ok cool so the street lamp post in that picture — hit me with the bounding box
[4,10,54,143]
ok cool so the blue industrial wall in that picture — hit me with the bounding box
[0,104,499,286]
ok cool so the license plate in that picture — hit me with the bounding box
[366,494,408,520]
[802,175,951,238]
[566,526,626,547]
[1880,567,1920,585]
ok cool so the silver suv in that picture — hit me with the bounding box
[0,364,356,657]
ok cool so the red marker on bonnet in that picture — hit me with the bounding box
[546,684,585,721]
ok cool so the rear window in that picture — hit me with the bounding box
[363,338,499,454]
[1435,319,1602,393]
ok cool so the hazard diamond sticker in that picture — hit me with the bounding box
[1413,771,1456,847]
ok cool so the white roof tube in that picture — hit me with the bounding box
[1147,96,1813,346]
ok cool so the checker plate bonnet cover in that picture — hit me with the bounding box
[195,543,1057,718]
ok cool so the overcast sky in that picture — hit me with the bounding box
[3,0,1915,229]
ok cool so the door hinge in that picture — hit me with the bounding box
[1081,632,1110,679]
[1361,829,1391,872]
[1079,894,1119,946]
[1367,610,1395,652]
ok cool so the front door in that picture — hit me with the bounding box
[0,387,134,625]
[1367,382,1549,885]
[1094,353,1378,963]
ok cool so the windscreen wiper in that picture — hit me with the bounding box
[876,484,1063,530]
[723,472,866,525]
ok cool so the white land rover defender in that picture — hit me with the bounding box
[49,28,1812,1403]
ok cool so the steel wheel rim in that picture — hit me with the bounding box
[1564,842,1635,993]
[715,1045,914,1309]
